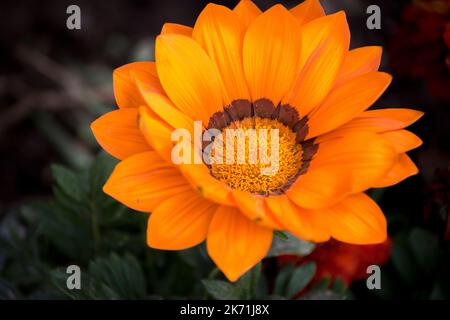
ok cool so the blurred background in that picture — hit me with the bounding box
[0,0,449,299]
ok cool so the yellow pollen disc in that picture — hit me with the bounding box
[209,117,303,194]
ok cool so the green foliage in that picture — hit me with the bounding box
[376,227,450,300]
[266,232,315,258]
[285,262,316,298]
[51,253,147,299]
[270,262,350,300]
[273,263,315,298]
[0,152,323,300]
[203,263,263,300]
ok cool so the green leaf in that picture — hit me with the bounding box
[51,253,147,300]
[408,228,439,274]
[202,280,242,300]
[236,262,261,300]
[331,277,347,294]
[273,263,295,296]
[266,232,315,258]
[274,231,289,241]
[51,268,119,300]
[300,289,347,300]
[202,263,262,300]
[89,152,118,201]
[391,234,421,286]
[285,262,316,298]
[51,164,85,202]
[88,253,147,299]
[310,276,331,291]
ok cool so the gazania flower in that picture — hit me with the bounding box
[91,0,423,281]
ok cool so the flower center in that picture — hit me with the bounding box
[209,117,303,194]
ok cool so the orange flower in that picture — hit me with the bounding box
[91,0,423,281]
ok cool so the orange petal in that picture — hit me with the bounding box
[380,129,422,153]
[207,205,273,281]
[290,0,325,25]
[232,189,284,229]
[155,34,225,123]
[193,3,250,102]
[307,72,392,138]
[103,151,192,212]
[287,132,397,209]
[161,23,192,36]
[140,113,231,206]
[138,105,174,162]
[283,12,350,116]
[316,109,425,144]
[129,67,164,101]
[147,191,217,250]
[233,0,261,29]
[243,5,302,105]
[322,193,387,244]
[265,195,330,242]
[335,46,382,85]
[135,84,197,137]
[179,162,233,206]
[91,109,150,160]
[372,153,418,188]
[337,108,424,133]
[113,62,161,108]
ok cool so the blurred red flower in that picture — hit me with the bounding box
[390,0,450,101]
[279,238,392,288]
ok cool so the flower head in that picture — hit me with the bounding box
[91,0,423,281]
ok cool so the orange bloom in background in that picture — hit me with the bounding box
[279,239,392,287]
[91,0,423,281]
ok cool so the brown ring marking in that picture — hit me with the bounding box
[205,99,319,195]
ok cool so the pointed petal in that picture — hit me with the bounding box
[135,83,196,137]
[323,193,387,244]
[243,5,302,105]
[91,108,150,160]
[266,195,330,242]
[138,106,174,162]
[315,109,424,144]
[287,132,397,209]
[207,205,273,281]
[307,72,392,138]
[113,62,161,108]
[336,108,424,133]
[372,153,418,188]
[290,0,325,25]
[193,3,250,102]
[161,23,192,36]
[232,189,284,229]
[147,191,217,250]
[380,129,422,153]
[179,162,233,206]
[283,12,350,116]
[233,0,261,29]
[155,34,225,123]
[335,46,382,85]
[103,152,192,212]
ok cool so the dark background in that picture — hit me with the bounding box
[0,0,449,299]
